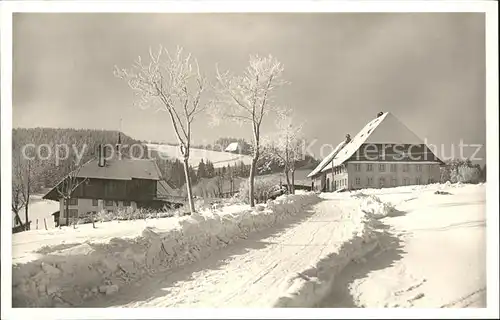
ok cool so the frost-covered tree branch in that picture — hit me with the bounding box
[262,107,305,194]
[212,54,288,206]
[114,46,208,213]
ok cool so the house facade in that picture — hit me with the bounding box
[309,112,444,192]
[43,145,182,226]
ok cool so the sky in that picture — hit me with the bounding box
[12,13,486,163]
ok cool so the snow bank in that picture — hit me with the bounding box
[352,193,398,219]
[12,192,321,307]
[272,201,381,308]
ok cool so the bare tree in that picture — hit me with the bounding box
[12,158,27,229]
[214,172,225,197]
[12,153,37,231]
[213,55,287,207]
[114,46,207,214]
[262,107,305,194]
[56,158,88,228]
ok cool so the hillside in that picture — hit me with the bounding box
[145,143,253,169]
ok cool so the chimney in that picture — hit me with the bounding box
[345,134,351,143]
[98,144,106,167]
[377,111,384,118]
[116,131,122,157]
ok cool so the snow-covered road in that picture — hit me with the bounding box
[319,184,486,308]
[81,198,365,308]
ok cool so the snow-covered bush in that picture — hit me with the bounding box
[95,207,177,222]
[238,178,277,204]
[440,159,482,184]
[456,165,481,184]
[359,195,397,219]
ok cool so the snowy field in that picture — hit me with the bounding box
[145,143,253,168]
[11,183,487,309]
[319,182,486,308]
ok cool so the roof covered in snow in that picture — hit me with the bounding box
[225,142,240,152]
[307,141,347,178]
[76,158,163,181]
[42,158,166,201]
[308,112,443,178]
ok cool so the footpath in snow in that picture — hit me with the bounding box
[318,183,487,308]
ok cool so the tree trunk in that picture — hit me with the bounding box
[25,160,31,231]
[24,200,30,231]
[65,197,70,227]
[182,158,196,213]
[249,156,258,207]
[14,210,24,229]
[284,167,291,194]
[291,169,296,194]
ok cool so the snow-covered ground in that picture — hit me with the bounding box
[12,192,331,307]
[145,143,253,168]
[11,183,486,309]
[319,183,486,308]
[12,194,59,229]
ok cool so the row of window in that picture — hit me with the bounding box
[66,198,131,207]
[334,179,348,189]
[353,176,433,186]
[353,163,424,173]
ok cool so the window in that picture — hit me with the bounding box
[107,210,114,214]
[416,177,422,185]
[428,178,434,184]
[105,200,114,206]
[403,178,409,186]
[379,164,386,172]
[390,164,397,172]
[91,211,97,215]
[355,164,361,172]
[355,177,361,185]
[92,199,98,206]
[367,164,373,172]
[403,164,410,172]
[123,201,131,207]
[68,209,78,218]
[379,177,385,187]
[68,198,78,206]
[416,165,422,172]
[367,177,373,186]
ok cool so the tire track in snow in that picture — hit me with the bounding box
[220,203,347,306]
